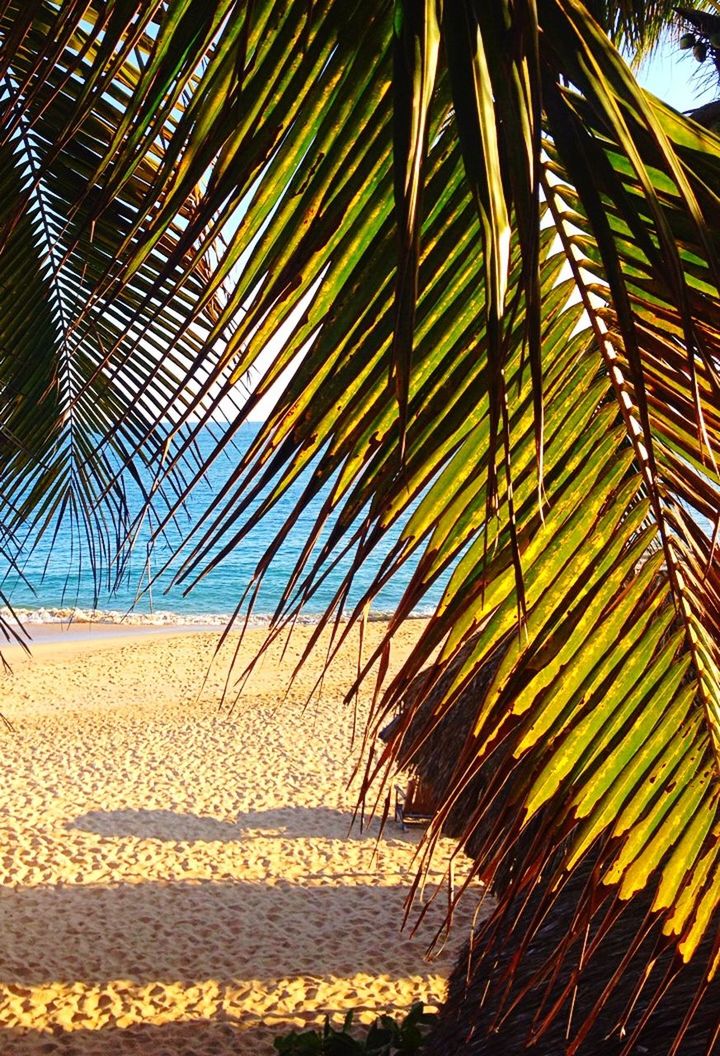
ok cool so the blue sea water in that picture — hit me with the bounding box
[1,423,445,626]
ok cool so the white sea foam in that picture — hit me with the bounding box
[0,605,433,628]
[1,606,236,627]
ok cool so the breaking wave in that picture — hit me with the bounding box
[1,605,433,628]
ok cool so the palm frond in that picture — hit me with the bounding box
[2,1,720,1050]
[155,5,720,1046]
[0,2,244,593]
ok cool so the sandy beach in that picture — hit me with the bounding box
[0,621,484,1054]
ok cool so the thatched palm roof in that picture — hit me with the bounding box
[427,859,718,1055]
[392,635,719,1054]
[389,633,515,861]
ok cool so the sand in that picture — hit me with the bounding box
[0,621,486,1054]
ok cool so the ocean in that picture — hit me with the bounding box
[1,422,445,627]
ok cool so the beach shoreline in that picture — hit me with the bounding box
[1,606,434,637]
[11,620,225,648]
[0,620,483,1054]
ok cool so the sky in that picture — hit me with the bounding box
[636,36,716,111]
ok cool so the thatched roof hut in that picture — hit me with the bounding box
[388,633,518,863]
[393,637,507,790]
[392,641,719,1055]
[427,858,718,1055]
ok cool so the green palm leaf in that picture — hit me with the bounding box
[2,1,720,1051]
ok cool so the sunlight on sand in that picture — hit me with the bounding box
[0,623,486,1054]
[0,971,452,1051]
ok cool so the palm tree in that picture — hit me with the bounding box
[1,1,719,1051]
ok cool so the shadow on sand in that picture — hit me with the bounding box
[68,805,385,843]
[0,1016,325,1056]
[0,875,456,1054]
[0,877,449,986]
